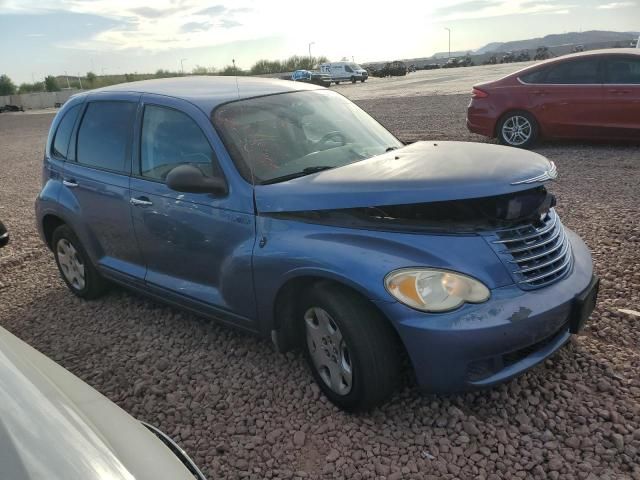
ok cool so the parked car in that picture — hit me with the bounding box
[0,104,24,113]
[36,77,598,411]
[0,220,8,248]
[320,62,368,83]
[467,48,640,148]
[291,69,332,87]
[0,325,206,479]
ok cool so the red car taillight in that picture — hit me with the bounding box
[472,88,489,98]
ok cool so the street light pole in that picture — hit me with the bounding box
[180,58,188,74]
[445,28,451,59]
[308,41,315,64]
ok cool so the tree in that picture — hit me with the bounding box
[0,74,16,95]
[124,73,135,82]
[44,75,60,92]
[18,82,44,93]
[86,71,97,86]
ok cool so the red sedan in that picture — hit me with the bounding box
[467,48,640,148]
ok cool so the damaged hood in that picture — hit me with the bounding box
[255,141,556,213]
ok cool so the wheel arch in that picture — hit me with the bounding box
[41,214,67,249]
[270,275,409,368]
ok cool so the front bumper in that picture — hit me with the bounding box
[377,230,595,393]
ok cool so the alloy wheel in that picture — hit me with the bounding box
[56,238,86,290]
[502,115,532,146]
[304,307,353,395]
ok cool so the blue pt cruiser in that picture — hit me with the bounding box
[36,77,598,411]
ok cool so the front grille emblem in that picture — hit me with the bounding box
[511,161,558,185]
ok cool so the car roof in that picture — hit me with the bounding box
[86,76,323,113]
[506,48,640,78]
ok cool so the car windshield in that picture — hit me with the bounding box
[212,90,402,184]
[348,63,362,70]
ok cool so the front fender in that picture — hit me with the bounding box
[253,216,512,334]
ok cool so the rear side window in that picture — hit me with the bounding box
[519,69,547,84]
[76,101,136,173]
[52,104,81,159]
[541,59,600,84]
[140,105,221,181]
[605,56,640,84]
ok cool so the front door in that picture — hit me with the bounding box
[62,94,145,280]
[129,95,257,327]
[602,55,640,139]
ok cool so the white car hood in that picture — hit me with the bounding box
[0,326,195,480]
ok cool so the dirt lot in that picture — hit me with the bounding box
[0,93,639,480]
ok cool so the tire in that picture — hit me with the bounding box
[351,76,356,84]
[299,282,400,411]
[335,81,340,85]
[361,78,366,83]
[497,111,539,149]
[52,224,108,299]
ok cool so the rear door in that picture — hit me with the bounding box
[526,57,604,139]
[61,94,145,280]
[602,55,640,139]
[129,95,257,326]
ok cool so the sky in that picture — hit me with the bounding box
[0,0,639,83]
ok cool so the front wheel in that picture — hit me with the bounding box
[52,225,109,299]
[299,283,400,411]
[497,111,538,149]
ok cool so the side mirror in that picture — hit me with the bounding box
[166,165,228,196]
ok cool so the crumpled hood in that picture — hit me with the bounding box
[0,326,194,480]
[255,141,556,213]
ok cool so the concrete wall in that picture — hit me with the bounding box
[2,89,83,110]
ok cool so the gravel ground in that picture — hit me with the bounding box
[0,95,639,480]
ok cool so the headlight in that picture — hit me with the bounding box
[385,268,490,312]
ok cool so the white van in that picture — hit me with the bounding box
[319,62,368,84]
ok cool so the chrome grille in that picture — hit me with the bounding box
[488,209,573,289]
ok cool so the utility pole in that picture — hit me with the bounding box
[180,58,188,74]
[445,28,451,59]
[308,42,315,64]
[64,71,71,89]
[77,74,83,89]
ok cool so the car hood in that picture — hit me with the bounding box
[0,326,195,480]
[254,141,557,213]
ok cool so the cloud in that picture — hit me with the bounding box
[433,0,502,16]
[180,21,210,33]
[219,18,241,28]
[129,6,180,18]
[195,5,226,16]
[597,1,636,8]
[26,32,44,37]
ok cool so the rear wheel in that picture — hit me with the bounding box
[351,76,356,84]
[497,111,538,149]
[52,225,108,299]
[299,282,400,411]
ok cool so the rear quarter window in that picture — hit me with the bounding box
[51,104,81,159]
[519,68,547,84]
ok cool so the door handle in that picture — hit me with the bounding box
[62,179,78,188]
[531,90,549,95]
[130,196,153,207]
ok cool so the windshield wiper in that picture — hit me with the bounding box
[261,166,334,185]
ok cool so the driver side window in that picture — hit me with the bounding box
[140,105,221,181]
